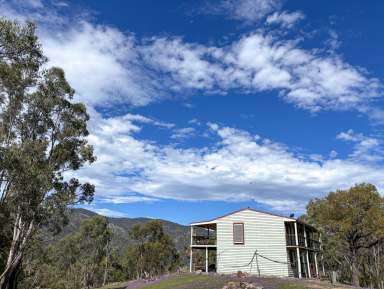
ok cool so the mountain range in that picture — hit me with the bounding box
[54,208,191,258]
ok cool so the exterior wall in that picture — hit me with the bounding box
[216,209,290,276]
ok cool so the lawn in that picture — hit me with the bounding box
[97,274,229,289]
[97,281,130,289]
[139,274,226,289]
[98,274,359,289]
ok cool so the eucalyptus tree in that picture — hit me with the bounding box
[0,19,95,288]
[124,221,180,280]
[306,183,384,287]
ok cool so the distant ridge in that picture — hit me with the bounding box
[51,208,190,259]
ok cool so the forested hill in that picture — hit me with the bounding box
[50,208,190,253]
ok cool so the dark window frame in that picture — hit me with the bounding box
[233,222,245,245]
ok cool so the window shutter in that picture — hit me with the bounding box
[233,223,244,244]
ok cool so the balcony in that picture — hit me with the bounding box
[286,234,320,251]
[308,238,320,250]
[285,221,321,251]
[192,235,216,246]
[191,223,217,247]
[286,234,305,247]
[286,233,295,246]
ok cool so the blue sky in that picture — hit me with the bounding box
[2,0,384,224]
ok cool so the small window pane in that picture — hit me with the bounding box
[233,223,244,244]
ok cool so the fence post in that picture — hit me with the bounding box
[331,271,337,284]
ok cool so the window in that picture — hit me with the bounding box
[233,223,244,244]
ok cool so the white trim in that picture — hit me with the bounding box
[190,226,193,272]
[190,221,217,226]
[190,244,217,248]
[314,252,319,277]
[294,222,302,279]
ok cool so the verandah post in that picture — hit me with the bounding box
[319,232,325,276]
[294,222,302,278]
[190,226,193,272]
[314,252,319,278]
[304,226,311,278]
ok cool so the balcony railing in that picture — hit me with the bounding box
[286,234,306,247]
[298,235,306,247]
[192,236,216,245]
[308,239,320,250]
[286,234,320,250]
[286,234,296,246]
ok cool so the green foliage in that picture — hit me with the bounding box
[122,220,180,280]
[0,18,95,288]
[20,217,181,289]
[21,216,111,289]
[306,183,384,287]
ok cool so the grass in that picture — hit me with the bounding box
[278,284,312,289]
[96,275,226,289]
[141,275,216,289]
[96,281,130,289]
[98,274,359,289]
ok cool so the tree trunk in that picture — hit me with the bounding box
[0,254,21,289]
[102,240,109,286]
[103,263,108,287]
[0,216,33,289]
[351,263,360,287]
[8,262,19,289]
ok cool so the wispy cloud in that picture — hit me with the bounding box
[325,30,341,52]
[142,33,381,113]
[206,0,281,24]
[171,127,196,140]
[337,130,384,163]
[87,208,130,218]
[100,195,159,204]
[204,0,304,29]
[266,11,304,28]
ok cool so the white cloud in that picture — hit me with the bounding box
[41,22,159,106]
[266,11,304,28]
[142,33,381,112]
[16,0,43,8]
[3,0,384,213]
[206,0,304,29]
[0,1,163,107]
[368,107,384,124]
[88,208,129,218]
[0,0,67,26]
[325,30,341,52]
[72,111,384,212]
[337,129,362,142]
[329,150,338,159]
[189,119,201,125]
[208,0,281,24]
[2,1,382,114]
[337,130,384,162]
[100,195,159,204]
[171,127,196,140]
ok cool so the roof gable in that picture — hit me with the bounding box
[190,207,295,225]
